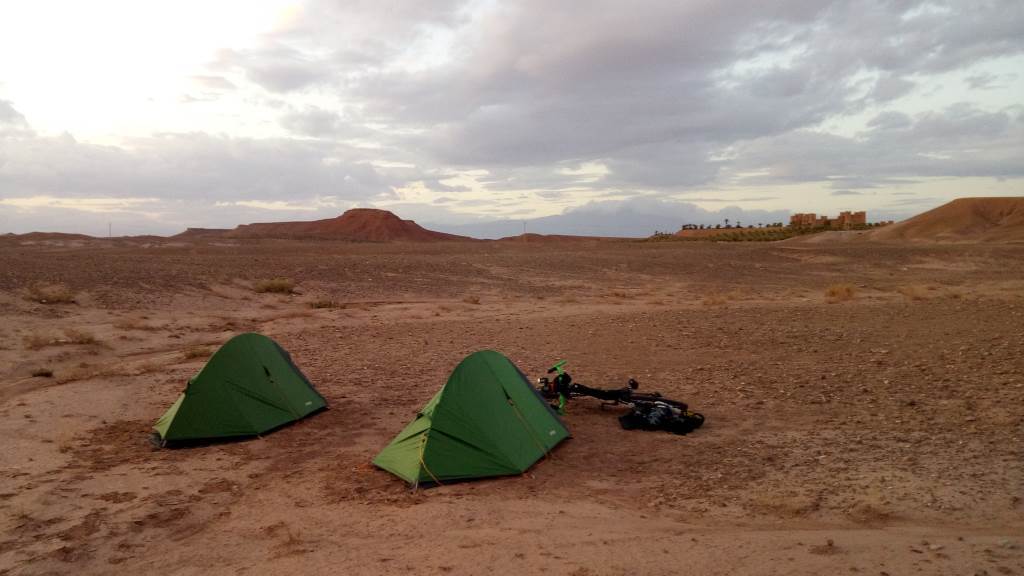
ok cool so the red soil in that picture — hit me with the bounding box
[225,208,471,242]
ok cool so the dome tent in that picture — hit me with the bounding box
[153,333,326,444]
[374,350,569,486]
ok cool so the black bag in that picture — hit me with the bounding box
[619,401,704,435]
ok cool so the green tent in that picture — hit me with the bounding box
[373,350,569,485]
[153,333,326,444]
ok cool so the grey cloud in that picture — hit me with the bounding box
[867,111,913,131]
[190,75,236,91]
[217,44,329,93]
[965,72,1000,90]
[731,104,1024,189]
[0,131,397,200]
[199,0,1024,198]
[0,99,31,135]
[280,106,351,137]
[870,75,916,102]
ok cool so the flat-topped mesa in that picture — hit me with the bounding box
[867,197,1024,243]
[224,208,471,242]
[171,228,231,239]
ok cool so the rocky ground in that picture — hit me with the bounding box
[0,236,1022,575]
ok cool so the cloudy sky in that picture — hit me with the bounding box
[1,0,1022,237]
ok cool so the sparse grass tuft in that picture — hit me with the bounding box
[56,364,96,384]
[63,328,98,346]
[182,345,211,360]
[897,285,927,301]
[254,278,295,294]
[25,283,76,304]
[23,332,53,350]
[462,295,481,305]
[31,367,53,378]
[113,318,165,331]
[24,329,100,349]
[825,283,857,303]
[308,299,336,309]
[702,294,727,306]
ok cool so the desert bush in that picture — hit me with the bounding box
[56,364,96,384]
[182,345,211,360]
[945,288,965,299]
[23,333,53,350]
[24,329,99,349]
[25,283,76,304]
[825,283,857,303]
[702,294,727,306]
[308,299,336,309]
[254,278,295,294]
[462,295,481,305]
[113,318,164,331]
[31,367,53,378]
[897,285,928,301]
[63,328,98,345]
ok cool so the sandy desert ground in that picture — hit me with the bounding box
[0,236,1022,575]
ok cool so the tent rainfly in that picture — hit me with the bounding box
[153,333,326,444]
[373,350,569,486]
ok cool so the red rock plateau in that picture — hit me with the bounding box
[225,208,470,242]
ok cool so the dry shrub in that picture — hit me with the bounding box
[897,285,927,301]
[825,283,857,303]
[945,288,964,299]
[609,290,630,299]
[23,332,53,350]
[25,283,76,304]
[63,328,98,346]
[130,361,162,376]
[113,319,139,330]
[31,367,53,378]
[308,299,336,309]
[182,345,211,360]
[725,288,751,301]
[254,278,295,294]
[113,318,164,331]
[462,295,481,305]
[56,364,96,384]
[26,328,102,349]
[702,294,727,306]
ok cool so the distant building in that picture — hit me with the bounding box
[790,210,868,230]
[790,213,819,228]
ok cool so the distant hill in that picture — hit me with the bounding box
[172,227,231,239]
[496,233,617,242]
[12,232,95,242]
[224,208,471,242]
[868,197,1024,243]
